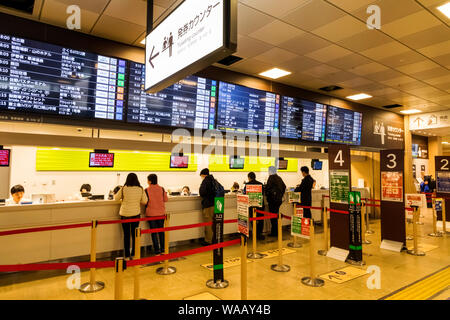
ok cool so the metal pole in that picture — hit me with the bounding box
[247,208,264,259]
[241,235,247,300]
[302,220,324,287]
[443,201,448,234]
[134,228,141,300]
[318,207,328,256]
[366,199,374,234]
[270,212,290,272]
[157,214,176,275]
[428,199,442,237]
[407,207,425,256]
[114,257,125,300]
[79,220,105,293]
[361,202,371,244]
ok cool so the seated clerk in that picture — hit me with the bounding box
[231,182,240,193]
[6,185,31,205]
[80,184,92,198]
[294,166,315,219]
[243,172,265,240]
[181,186,191,196]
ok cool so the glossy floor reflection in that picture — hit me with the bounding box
[0,208,448,300]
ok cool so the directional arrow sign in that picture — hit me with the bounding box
[144,0,237,93]
[148,46,159,69]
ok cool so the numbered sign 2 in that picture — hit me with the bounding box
[436,156,450,172]
[381,150,404,172]
[329,145,350,170]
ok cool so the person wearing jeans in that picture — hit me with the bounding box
[145,174,168,255]
[115,173,148,259]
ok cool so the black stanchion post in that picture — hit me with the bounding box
[206,197,229,289]
[347,192,365,266]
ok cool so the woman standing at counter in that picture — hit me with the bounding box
[145,174,168,255]
[115,173,148,259]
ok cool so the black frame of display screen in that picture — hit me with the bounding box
[0,32,130,124]
[0,32,364,146]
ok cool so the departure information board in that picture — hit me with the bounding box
[326,106,362,145]
[127,62,216,130]
[217,81,280,135]
[280,96,302,139]
[0,33,126,121]
[301,100,327,142]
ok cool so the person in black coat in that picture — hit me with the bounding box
[294,166,315,219]
[199,168,216,245]
[243,172,265,240]
[265,166,286,237]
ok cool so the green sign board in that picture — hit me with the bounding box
[330,171,350,204]
[214,197,225,214]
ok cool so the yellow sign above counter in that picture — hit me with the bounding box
[208,155,298,172]
[36,148,197,172]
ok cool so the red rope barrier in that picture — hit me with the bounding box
[363,198,381,203]
[98,215,166,226]
[294,205,322,210]
[405,207,414,211]
[0,239,242,273]
[281,214,292,220]
[0,260,115,273]
[0,222,92,237]
[328,208,349,215]
[365,203,381,208]
[128,238,241,267]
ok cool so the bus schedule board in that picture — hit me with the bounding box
[145,0,237,93]
[436,156,450,193]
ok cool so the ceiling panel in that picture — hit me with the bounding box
[91,14,145,44]
[311,15,367,43]
[304,45,352,63]
[382,10,442,38]
[282,0,346,31]
[240,0,312,18]
[253,47,299,64]
[248,20,305,46]
[278,32,332,56]
[237,3,275,36]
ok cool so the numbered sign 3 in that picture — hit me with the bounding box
[381,150,404,172]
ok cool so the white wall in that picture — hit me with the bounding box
[9,146,330,201]
[412,158,429,179]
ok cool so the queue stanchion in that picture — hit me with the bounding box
[241,235,248,300]
[361,202,371,244]
[247,208,265,259]
[114,257,126,300]
[406,208,414,240]
[442,200,448,235]
[365,199,374,234]
[79,220,105,293]
[428,199,442,237]
[157,214,176,275]
[271,212,290,272]
[407,206,425,256]
[133,227,144,300]
[301,219,324,287]
[317,207,329,256]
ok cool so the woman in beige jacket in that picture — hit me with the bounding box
[115,173,148,259]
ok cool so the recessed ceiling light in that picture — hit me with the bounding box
[437,2,450,19]
[259,68,292,79]
[140,39,146,45]
[400,109,422,114]
[346,93,372,101]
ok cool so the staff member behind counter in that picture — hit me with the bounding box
[6,185,32,205]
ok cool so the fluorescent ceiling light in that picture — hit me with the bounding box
[443,141,450,145]
[437,2,450,18]
[140,39,146,45]
[400,109,422,114]
[346,93,372,101]
[259,68,292,79]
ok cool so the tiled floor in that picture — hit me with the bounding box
[0,209,448,300]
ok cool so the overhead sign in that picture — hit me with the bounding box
[410,110,450,130]
[373,118,404,147]
[145,0,237,93]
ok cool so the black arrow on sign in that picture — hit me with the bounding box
[148,46,159,68]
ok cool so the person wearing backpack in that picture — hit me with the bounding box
[145,174,168,256]
[199,168,224,246]
[265,166,286,237]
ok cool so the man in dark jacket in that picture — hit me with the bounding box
[243,172,265,240]
[265,166,286,237]
[199,168,216,245]
[294,166,315,219]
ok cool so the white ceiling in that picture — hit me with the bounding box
[0,0,449,116]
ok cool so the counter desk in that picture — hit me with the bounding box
[0,194,238,265]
